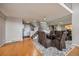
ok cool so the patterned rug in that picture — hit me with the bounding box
[33,37,72,56]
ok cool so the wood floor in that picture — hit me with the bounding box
[0,38,43,56]
[66,46,79,56]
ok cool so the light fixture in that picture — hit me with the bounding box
[43,16,47,21]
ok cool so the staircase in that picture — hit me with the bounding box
[30,27,38,39]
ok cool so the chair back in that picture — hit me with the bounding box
[38,31,47,46]
[60,31,67,49]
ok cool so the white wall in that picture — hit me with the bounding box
[5,17,23,43]
[24,24,31,36]
[0,13,5,45]
[72,4,79,45]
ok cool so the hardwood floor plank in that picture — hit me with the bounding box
[66,46,79,56]
[0,38,43,56]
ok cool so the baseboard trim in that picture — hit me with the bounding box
[0,39,23,47]
[5,40,23,44]
[72,44,79,47]
[0,43,5,47]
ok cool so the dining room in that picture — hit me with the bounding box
[0,3,73,56]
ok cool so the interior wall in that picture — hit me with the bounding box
[5,17,23,43]
[0,12,5,45]
[23,24,31,37]
[72,4,79,45]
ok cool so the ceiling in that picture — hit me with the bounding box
[49,14,72,25]
[0,3,71,22]
[64,3,72,10]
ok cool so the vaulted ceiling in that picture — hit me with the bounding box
[0,3,72,23]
